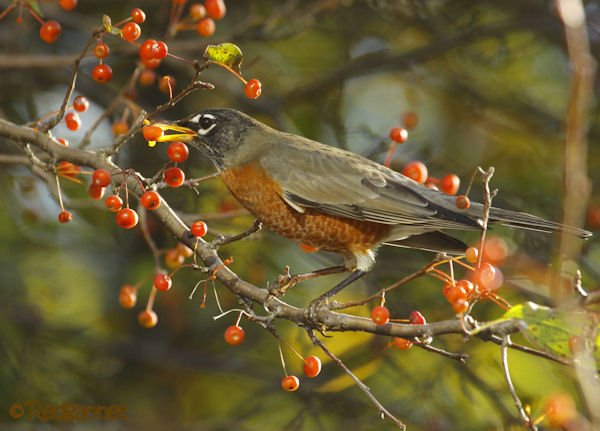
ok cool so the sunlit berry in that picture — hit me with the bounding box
[93,42,110,59]
[205,0,226,20]
[153,273,172,291]
[140,190,161,210]
[105,195,123,212]
[281,375,300,392]
[370,305,390,325]
[303,356,322,378]
[189,3,206,19]
[389,127,408,143]
[455,195,470,209]
[190,220,208,237]
[131,8,146,24]
[92,169,111,187]
[92,64,113,84]
[65,112,81,131]
[465,246,478,263]
[40,21,61,44]
[244,79,262,99]
[163,167,185,187]
[167,142,189,163]
[59,0,77,11]
[409,310,426,325]
[121,22,141,42]
[119,285,137,309]
[196,18,215,36]
[158,75,176,94]
[138,310,158,328]
[88,184,105,200]
[392,337,413,350]
[439,174,460,195]
[224,325,245,345]
[116,208,139,229]
[58,210,72,223]
[402,161,428,184]
[73,96,89,112]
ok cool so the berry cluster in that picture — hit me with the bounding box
[370,306,426,351]
[168,0,226,38]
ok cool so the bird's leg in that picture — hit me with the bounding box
[305,269,367,327]
[272,265,347,297]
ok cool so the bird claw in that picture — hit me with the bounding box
[304,296,329,331]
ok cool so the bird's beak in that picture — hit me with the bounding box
[151,122,197,143]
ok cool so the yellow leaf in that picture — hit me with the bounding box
[204,43,243,74]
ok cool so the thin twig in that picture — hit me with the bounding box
[209,220,263,248]
[308,330,406,430]
[501,336,538,430]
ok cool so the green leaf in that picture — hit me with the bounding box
[24,0,43,18]
[503,301,599,364]
[204,43,243,74]
[102,15,121,35]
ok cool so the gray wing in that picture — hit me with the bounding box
[260,139,480,232]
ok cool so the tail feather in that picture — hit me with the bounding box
[488,207,592,239]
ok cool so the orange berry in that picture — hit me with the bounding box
[92,64,113,84]
[116,208,139,229]
[439,174,460,195]
[142,125,164,141]
[112,121,129,136]
[190,220,208,237]
[138,310,158,328]
[58,210,72,223]
[176,242,194,258]
[196,18,215,36]
[389,127,408,143]
[88,184,105,200]
[303,356,321,378]
[131,8,146,24]
[153,273,172,291]
[119,285,137,309]
[465,246,478,263]
[544,393,577,428]
[163,167,185,187]
[93,42,110,59]
[244,79,262,99]
[138,69,156,86]
[392,337,413,350]
[455,195,470,209]
[59,0,77,11]
[121,22,141,42]
[482,236,508,265]
[65,112,81,131]
[224,325,245,345]
[402,161,428,184]
[105,195,123,212]
[205,0,226,20]
[452,298,469,314]
[164,248,185,269]
[402,111,419,130]
[189,3,206,19]
[370,305,390,325]
[158,75,176,94]
[475,263,502,291]
[281,375,300,392]
[141,190,161,210]
[40,21,61,44]
[444,284,468,304]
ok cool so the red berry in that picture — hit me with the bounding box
[93,42,110,59]
[158,75,176,94]
[402,161,428,184]
[153,273,172,291]
[455,195,470,209]
[121,22,141,42]
[444,284,468,304]
[73,96,89,112]
[88,184,105,200]
[92,64,113,84]
[205,0,226,20]
[196,18,215,36]
[281,375,300,392]
[465,246,478,263]
[58,210,72,223]
[303,356,322,378]
[59,0,77,11]
[544,393,577,428]
[370,305,390,325]
[138,310,158,328]
[163,167,185,187]
[65,112,81,131]
[116,208,139,229]
[189,3,206,19]
[409,310,426,325]
[455,279,474,296]
[139,69,156,86]
[112,121,129,136]
[439,174,460,195]
[154,41,169,60]
[392,337,413,350]
[119,285,137,309]
[143,125,163,141]
[244,79,262,99]
[402,112,419,130]
[190,220,208,237]
[389,127,408,143]
[56,138,69,146]
[475,263,502,291]
[131,8,146,24]
[142,58,162,69]
[452,298,469,314]
[224,325,245,345]
[167,142,189,163]
[164,248,185,269]
[141,190,161,210]
[92,169,111,187]
[139,39,158,61]
[40,21,61,44]
[105,195,123,212]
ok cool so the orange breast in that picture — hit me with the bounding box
[220,162,391,255]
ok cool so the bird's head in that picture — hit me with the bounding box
[153,108,268,170]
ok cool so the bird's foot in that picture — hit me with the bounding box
[304,296,331,332]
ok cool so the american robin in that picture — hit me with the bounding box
[156,108,591,301]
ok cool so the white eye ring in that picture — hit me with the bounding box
[190,113,217,135]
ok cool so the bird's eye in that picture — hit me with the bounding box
[191,113,217,135]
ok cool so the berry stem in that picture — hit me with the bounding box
[234,310,243,327]
[208,61,248,85]
[146,286,157,312]
[277,342,289,377]
[0,4,16,21]
[383,142,396,168]
[212,282,224,314]
[55,174,66,211]
[166,52,197,66]
[25,4,45,26]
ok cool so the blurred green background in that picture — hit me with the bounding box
[0,0,599,430]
